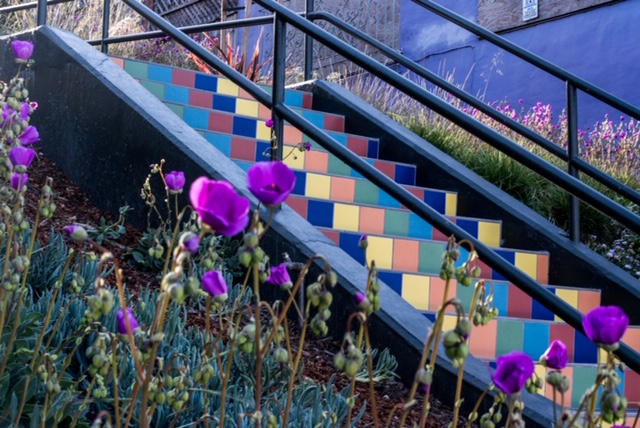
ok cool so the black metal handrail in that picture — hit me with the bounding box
[12,0,640,373]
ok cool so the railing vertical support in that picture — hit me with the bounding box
[271,13,286,161]
[101,0,111,53]
[36,0,46,25]
[303,0,314,81]
[567,82,580,242]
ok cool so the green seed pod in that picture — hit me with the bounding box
[471,266,482,277]
[443,330,460,348]
[273,347,289,364]
[238,251,252,267]
[416,369,432,386]
[344,359,359,377]
[333,352,346,371]
[243,232,259,248]
[456,319,472,337]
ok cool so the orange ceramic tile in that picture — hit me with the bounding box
[110,57,124,68]
[469,318,498,359]
[622,328,640,351]
[238,88,252,99]
[323,114,345,132]
[429,277,457,312]
[359,206,386,235]
[230,137,256,161]
[330,177,356,202]
[537,254,549,284]
[286,196,308,218]
[577,290,601,314]
[322,229,341,245]
[283,125,303,145]
[172,68,195,87]
[544,366,573,403]
[305,150,329,173]
[392,239,419,271]
[258,103,271,120]
[189,90,213,109]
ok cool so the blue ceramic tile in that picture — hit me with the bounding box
[457,219,479,239]
[284,91,303,108]
[523,322,550,360]
[492,250,516,281]
[234,161,251,172]
[424,313,436,322]
[492,282,509,318]
[338,232,366,266]
[378,271,403,295]
[408,213,433,239]
[531,297,555,321]
[292,170,306,195]
[204,132,232,156]
[423,191,446,214]
[395,164,416,185]
[183,107,209,129]
[574,330,598,364]
[367,139,379,158]
[306,200,334,228]
[378,190,401,209]
[213,94,236,113]
[164,85,190,104]
[328,132,347,145]
[232,116,257,138]
[148,64,173,83]
[301,110,324,128]
[455,247,469,268]
[256,141,271,161]
[194,74,217,92]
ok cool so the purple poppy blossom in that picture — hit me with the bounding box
[18,102,30,121]
[9,146,35,170]
[583,306,628,346]
[304,141,312,151]
[247,161,296,206]
[189,177,250,236]
[265,118,274,128]
[116,308,140,335]
[11,40,34,62]
[202,270,228,301]
[18,125,39,146]
[540,340,568,370]
[63,225,88,242]
[1,104,15,127]
[10,172,28,191]
[179,232,200,254]
[165,170,185,193]
[491,351,534,395]
[266,263,293,289]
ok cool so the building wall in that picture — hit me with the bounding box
[399,0,640,128]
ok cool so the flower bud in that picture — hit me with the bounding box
[63,225,88,242]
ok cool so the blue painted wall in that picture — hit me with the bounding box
[399,0,640,128]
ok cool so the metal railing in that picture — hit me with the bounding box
[4,0,640,373]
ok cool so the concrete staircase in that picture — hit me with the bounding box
[113,56,640,411]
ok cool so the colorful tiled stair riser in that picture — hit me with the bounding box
[113,56,639,411]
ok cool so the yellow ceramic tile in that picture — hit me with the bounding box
[445,194,457,216]
[554,289,578,321]
[442,314,457,331]
[401,274,431,311]
[333,203,360,232]
[598,347,608,364]
[534,364,547,395]
[217,79,239,96]
[367,236,394,269]
[515,252,538,280]
[236,98,259,117]
[477,221,501,247]
[305,173,331,199]
[256,121,272,140]
[283,149,305,170]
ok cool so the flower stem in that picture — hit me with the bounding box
[363,323,380,428]
[252,262,263,427]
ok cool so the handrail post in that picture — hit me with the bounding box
[36,0,46,25]
[567,82,580,242]
[271,13,286,161]
[101,0,111,53]
[303,0,314,81]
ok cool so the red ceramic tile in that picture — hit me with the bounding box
[110,57,124,68]
[238,88,252,99]
[429,277,457,311]
[401,187,424,210]
[330,177,356,202]
[550,323,575,362]
[432,217,456,243]
[472,258,492,280]
[507,285,532,318]
[209,111,233,133]
[373,160,396,180]
[323,114,345,132]
[230,137,256,161]
[359,207,385,235]
[286,196,308,218]
[302,93,313,109]
[537,254,549,284]
[258,103,271,120]
[189,90,213,109]
[346,136,369,156]
[322,229,341,245]
[625,370,640,407]
[172,68,195,87]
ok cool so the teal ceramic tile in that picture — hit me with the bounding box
[496,319,524,356]
[384,210,410,236]
[165,103,184,118]
[455,282,476,312]
[123,60,148,79]
[139,80,164,100]
[571,367,598,408]
[327,154,353,176]
[354,180,379,205]
[418,241,444,274]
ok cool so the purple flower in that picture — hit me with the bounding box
[417,383,430,394]
[491,351,534,395]
[165,170,185,193]
[189,177,250,236]
[116,308,140,335]
[247,161,296,206]
[353,291,370,310]
[9,146,35,170]
[583,306,628,346]
[540,340,568,370]
[11,40,34,62]
[266,263,293,289]
[1,104,15,127]
[63,225,88,242]
[265,118,274,128]
[304,141,311,151]
[18,102,30,121]
[10,172,28,191]
[179,232,200,254]
[18,125,39,146]
[202,270,228,301]
[358,234,368,250]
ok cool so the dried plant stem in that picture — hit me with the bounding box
[252,263,263,427]
[363,322,380,428]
